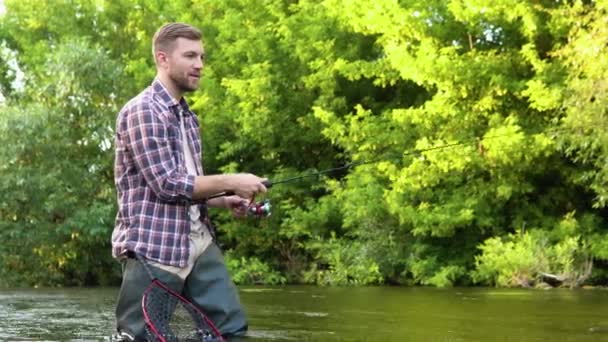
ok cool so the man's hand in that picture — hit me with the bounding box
[230,173,268,199]
[224,195,249,218]
[192,173,268,201]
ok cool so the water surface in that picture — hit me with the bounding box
[1,286,607,341]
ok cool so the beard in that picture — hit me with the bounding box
[169,71,199,93]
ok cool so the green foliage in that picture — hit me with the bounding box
[225,252,286,285]
[303,233,383,286]
[426,265,467,288]
[0,29,123,286]
[555,0,608,208]
[473,213,593,288]
[473,231,542,287]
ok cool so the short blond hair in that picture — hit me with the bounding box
[152,23,202,58]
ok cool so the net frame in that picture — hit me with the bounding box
[135,254,225,342]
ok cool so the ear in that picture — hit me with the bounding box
[155,50,169,68]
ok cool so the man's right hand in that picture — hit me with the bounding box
[191,173,268,201]
[230,173,268,199]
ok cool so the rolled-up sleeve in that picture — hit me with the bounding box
[123,104,195,202]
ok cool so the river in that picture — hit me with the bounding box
[1,286,607,341]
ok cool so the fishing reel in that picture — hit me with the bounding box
[246,199,271,218]
[208,182,273,219]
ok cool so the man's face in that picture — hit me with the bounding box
[164,37,204,93]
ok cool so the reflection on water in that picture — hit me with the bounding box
[0,289,115,340]
[1,286,608,341]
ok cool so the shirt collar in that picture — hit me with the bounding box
[151,78,192,117]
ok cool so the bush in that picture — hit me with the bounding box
[473,217,592,288]
[225,252,286,285]
[303,233,383,286]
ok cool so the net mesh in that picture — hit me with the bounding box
[142,280,223,342]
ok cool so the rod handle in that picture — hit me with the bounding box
[208,180,273,199]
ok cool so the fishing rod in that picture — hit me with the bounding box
[207,139,466,200]
[267,140,470,187]
[210,127,566,217]
[266,126,567,187]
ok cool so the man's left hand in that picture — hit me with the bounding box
[224,195,249,218]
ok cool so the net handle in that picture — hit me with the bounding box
[134,252,158,281]
[135,253,168,342]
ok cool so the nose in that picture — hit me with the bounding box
[194,56,204,69]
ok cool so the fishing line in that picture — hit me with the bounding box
[265,127,566,187]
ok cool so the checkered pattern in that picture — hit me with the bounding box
[112,79,206,267]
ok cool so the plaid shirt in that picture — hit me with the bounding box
[112,79,208,267]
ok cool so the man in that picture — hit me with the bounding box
[111,22,267,341]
